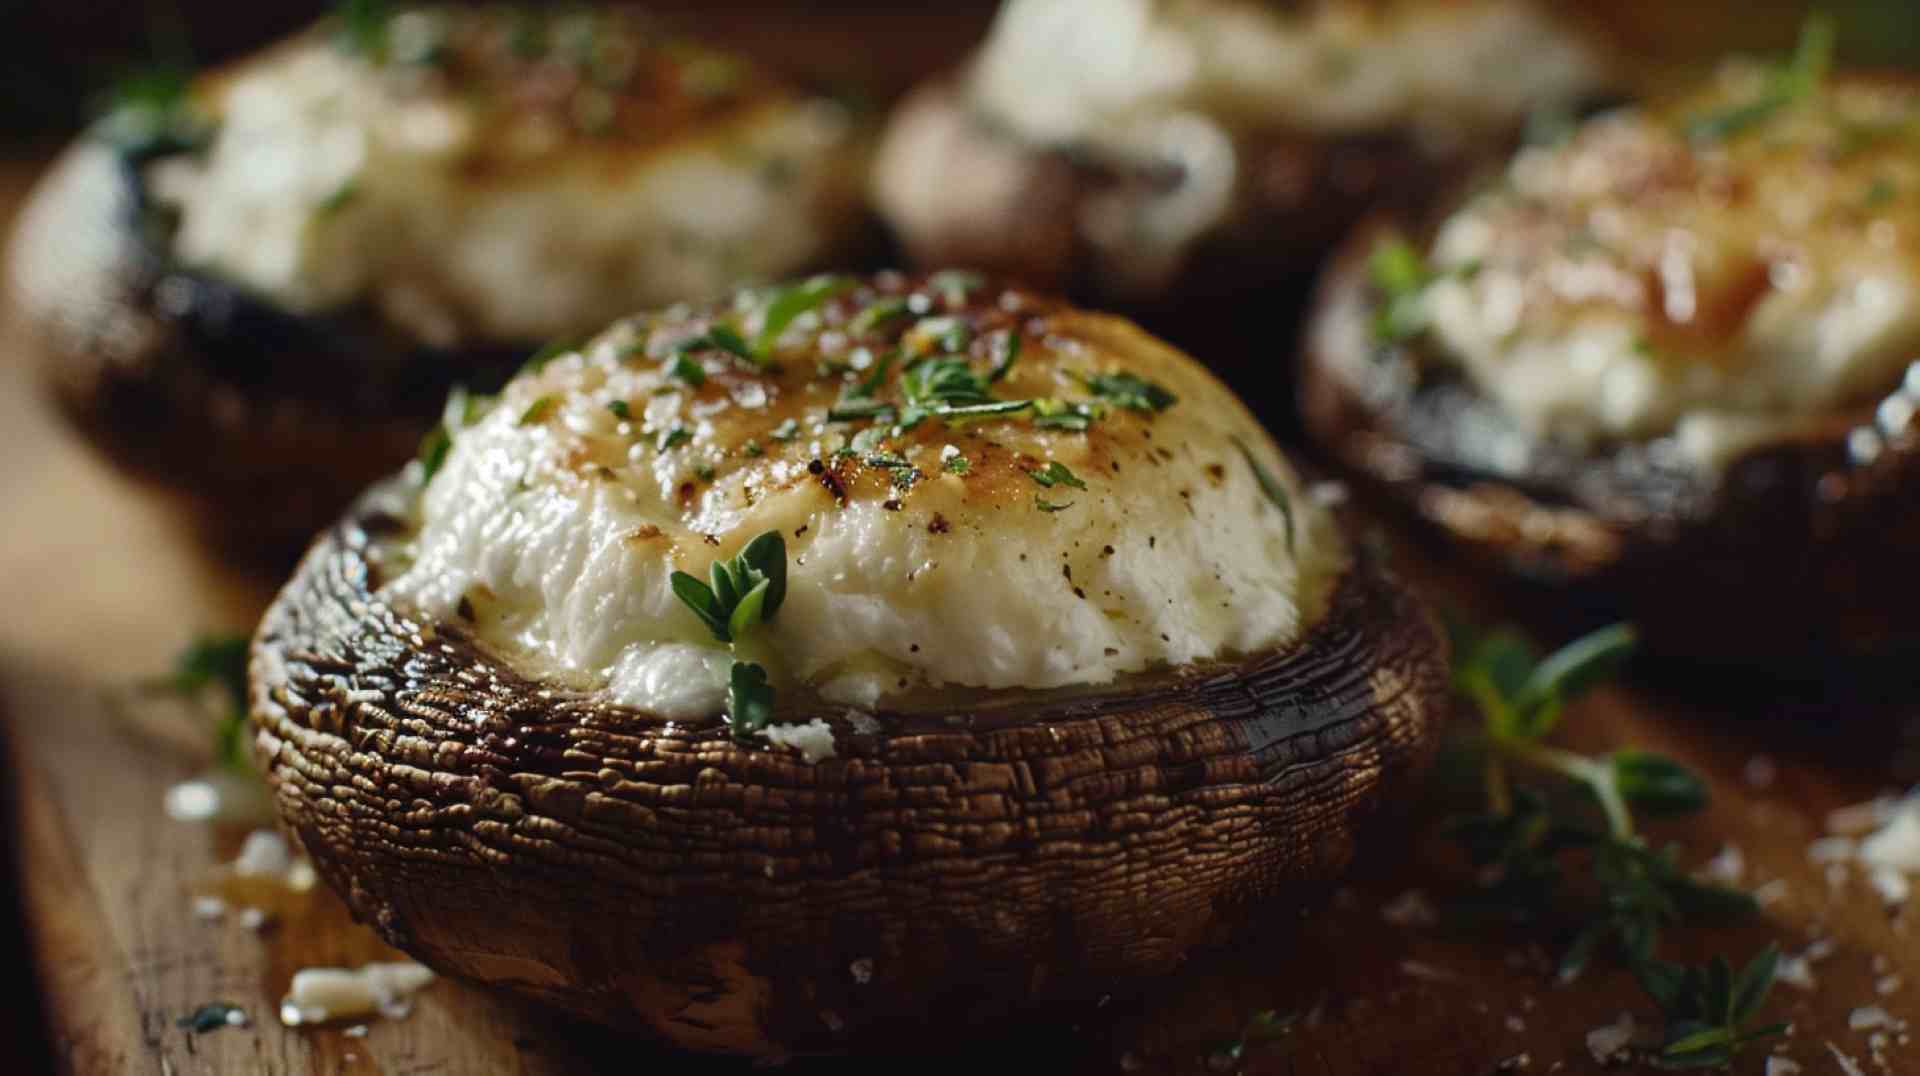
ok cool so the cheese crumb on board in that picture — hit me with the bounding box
[279,962,436,1027]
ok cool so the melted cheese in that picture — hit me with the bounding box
[970,0,1604,149]
[381,276,1347,719]
[1420,69,1920,460]
[146,9,864,347]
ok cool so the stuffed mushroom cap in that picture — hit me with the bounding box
[1303,51,1920,657]
[873,0,1610,304]
[251,271,1448,1051]
[144,4,867,346]
[6,4,870,549]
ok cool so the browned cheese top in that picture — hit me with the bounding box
[1375,53,1920,464]
[381,272,1348,722]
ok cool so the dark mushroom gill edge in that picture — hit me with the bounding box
[249,478,1448,1054]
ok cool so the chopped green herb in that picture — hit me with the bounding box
[925,269,986,307]
[607,399,631,420]
[670,531,787,644]
[97,63,209,157]
[1026,461,1086,490]
[1032,398,1101,431]
[667,354,707,387]
[177,1002,247,1034]
[1034,496,1074,513]
[987,330,1021,383]
[1232,437,1295,552]
[770,417,802,442]
[827,400,894,423]
[895,355,987,427]
[1075,370,1177,413]
[1368,236,1435,344]
[316,179,359,214]
[1867,176,1898,208]
[849,297,911,336]
[1684,14,1835,144]
[693,462,716,482]
[518,395,557,425]
[865,453,921,490]
[418,384,495,482]
[853,350,896,398]
[744,439,764,458]
[674,324,752,364]
[943,451,971,475]
[333,0,394,58]
[904,315,975,358]
[925,399,1032,422]
[753,274,856,359]
[417,426,452,483]
[656,426,692,452]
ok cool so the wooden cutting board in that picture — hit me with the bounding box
[1,153,1915,1076]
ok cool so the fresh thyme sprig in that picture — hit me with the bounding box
[1445,621,1784,1068]
[147,634,252,772]
[753,274,856,360]
[670,532,790,740]
[1684,14,1835,144]
[1368,236,1436,345]
[1639,947,1789,1069]
[333,0,395,59]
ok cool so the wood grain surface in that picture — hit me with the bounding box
[1,144,1916,1076]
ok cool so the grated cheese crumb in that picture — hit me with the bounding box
[758,718,837,763]
[1585,1011,1635,1064]
[279,962,436,1027]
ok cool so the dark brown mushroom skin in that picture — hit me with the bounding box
[873,78,1513,318]
[7,141,516,558]
[1299,225,1920,663]
[249,480,1448,1055]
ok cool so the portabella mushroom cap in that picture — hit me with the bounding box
[1301,61,1920,662]
[248,272,1449,1053]
[5,5,869,553]
[1305,238,1920,662]
[871,0,1611,311]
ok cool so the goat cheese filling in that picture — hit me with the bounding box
[380,274,1348,718]
[144,7,863,347]
[1411,65,1920,466]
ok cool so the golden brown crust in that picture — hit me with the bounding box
[198,6,810,183]
[1299,224,1920,661]
[249,480,1448,1053]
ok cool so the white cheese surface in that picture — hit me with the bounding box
[969,0,1605,150]
[147,11,863,347]
[380,276,1347,720]
[1414,68,1920,462]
